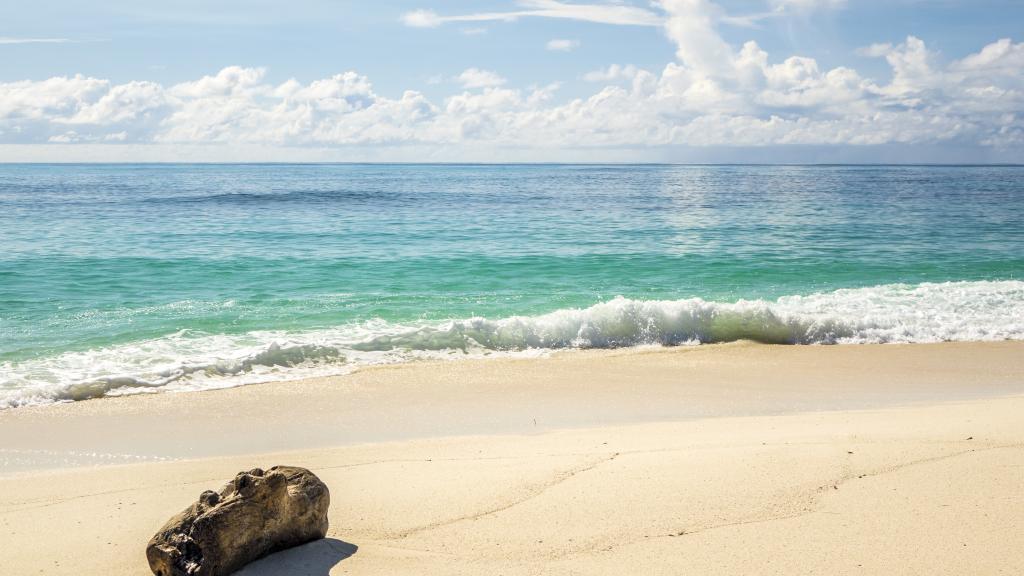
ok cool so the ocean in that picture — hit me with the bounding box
[1,164,1022,407]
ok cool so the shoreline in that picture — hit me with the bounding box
[2,341,1023,574]
[2,340,1022,473]
[6,278,1024,409]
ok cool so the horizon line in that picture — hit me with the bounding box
[1,162,1023,167]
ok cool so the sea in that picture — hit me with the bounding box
[1,164,1022,407]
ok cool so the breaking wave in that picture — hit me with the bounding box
[3,280,1023,408]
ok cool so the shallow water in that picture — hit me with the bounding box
[1,164,1022,406]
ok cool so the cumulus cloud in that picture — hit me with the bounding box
[857,43,892,58]
[456,68,508,89]
[583,64,643,82]
[546,38,581,51]
[1,0,1022,155]
[0,75,109,121]
[660,0,737,78]
[951,38,1024,73]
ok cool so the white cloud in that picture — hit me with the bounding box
[713,0,846,29]
[401,1,662,28]
[0,75,109,121]
[770,0,847,12]
[951,38,1024,73]
[48,131,80,143]
[67,82,165,123]
[0,37,73,44]
[170,66,267,98]
[1,0,1022,158]
[401,9,445,28]
[546,38,580,51]
[857,43,893,58]
[583,64,642,82]
[402,0,843,36]
[659,0,737,78]
[865,36,937,102]
[455,68,508,89]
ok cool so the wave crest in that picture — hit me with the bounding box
[3,280,1023,407]
[354,280,1024,350]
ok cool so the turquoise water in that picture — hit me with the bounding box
[1,164,1023,406]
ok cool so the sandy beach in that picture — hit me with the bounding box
[2,341,1023,575]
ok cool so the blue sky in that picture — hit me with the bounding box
[1,0,1022,162]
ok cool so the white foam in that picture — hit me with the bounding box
[2,280,1023,408]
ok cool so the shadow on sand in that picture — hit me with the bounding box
[235,538,358,575]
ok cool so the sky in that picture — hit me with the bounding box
[1,0,1022,162]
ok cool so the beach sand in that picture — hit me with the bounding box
[2,341,1023,574]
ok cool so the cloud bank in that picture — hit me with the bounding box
[1,0,1022,160]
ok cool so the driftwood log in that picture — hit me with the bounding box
[146,466,330,576]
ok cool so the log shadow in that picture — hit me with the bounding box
[235,538,358,576]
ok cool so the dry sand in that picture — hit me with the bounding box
[1,341,1023,574]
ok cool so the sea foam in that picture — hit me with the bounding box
[2,280,1023,408]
